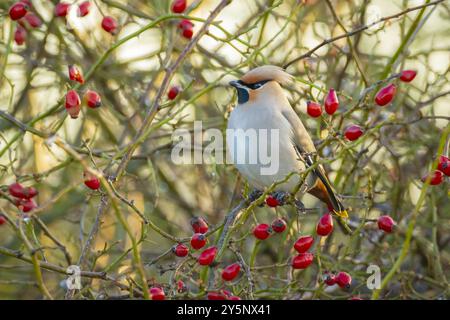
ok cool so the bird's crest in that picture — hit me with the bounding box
[240,65,292,86]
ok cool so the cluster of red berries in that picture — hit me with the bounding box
[306,88,339,118]
[172,216,243,299]
[373,71,448,188]
[54,1,118,35]
[54,1,91,18]
[171,0,194,39]
[178,19,194,39]
[172,216,212,262]
[323,271,352,289]
[194,219,217,268]
[66,65,102,119]
[292,235,314,269]
[374,70,416,106]
[149,280,188,300]
[8,182,38,213]
[9,1,42,46]
[307,70,418,143]
[253,217,287,240]
[421,155,449,186]
[307,90,365,142]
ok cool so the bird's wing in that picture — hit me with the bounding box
[281,107,348,218]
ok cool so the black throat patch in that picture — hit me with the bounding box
[237,87,249,104]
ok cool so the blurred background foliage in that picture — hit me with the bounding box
[0,0,449,299]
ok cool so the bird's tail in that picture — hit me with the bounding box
[300,152,348,219]
[308,178,348,219]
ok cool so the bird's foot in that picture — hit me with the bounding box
[247,189,263,203]
[294,199,306,214]
[270,191,291,206]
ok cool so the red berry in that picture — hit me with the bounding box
[344,125,364,141]
[324,88,339,115]
[84,90,102,108]
[9,2,28,21]
[265,195,279,207]
[14,26,27,45]
[306,101,322,118]
[190,233,207,250]
[437,155,450,176]
[316,213,333,236]
[323,272,336,286]
[190,216,208,234]
[9,182,38,199]
[101,16,118,35]
[377,215,395,233]
[253,223,271,240]
[375,83,396,106]
[336,271,352,289]
[207,291,227,300]
[171,0,187,14]
[182,27,193,39]
[55,2,71,17]
[294,235,314,253]
[9,182,25,198]
[0,215,6,226]
[399,70,417,82]
[177,280,187,293]
[25,187,38,198]
[65,90,81,119]
[221,263,240,281]
[149,287,165,300]
[84,178,100,190]
[167,86,180,100]
[221,289,232,298]
[23,13,42,28]
[15,198,37,212]
[178,19,194,39]
[68,65,84,84]
[292,252,314,269]
[173,243,189,257]
[421,170,444,185]
[78,1,91,17]
[271,218,286,233]
[178,19,194,30]
[229,295,241,300]
[83,171,100,190]
[198,246,217,266]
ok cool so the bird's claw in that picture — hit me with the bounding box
[248,189,263,202]
[294,199,306,213]
[271,191,291,205]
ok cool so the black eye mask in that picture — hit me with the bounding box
[233,79,271,104]
[238,79,271,90]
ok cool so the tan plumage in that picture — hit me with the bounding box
[227,65,347,217]
[240,65,293,86]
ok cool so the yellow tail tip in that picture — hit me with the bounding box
[334,209,349,219]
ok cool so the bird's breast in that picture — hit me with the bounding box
[226,103,307,191]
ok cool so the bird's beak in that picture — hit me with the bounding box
[229,80,240,89]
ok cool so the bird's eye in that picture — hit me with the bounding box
[253,83,262,89]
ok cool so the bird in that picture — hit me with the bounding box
[227,65,348,219]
